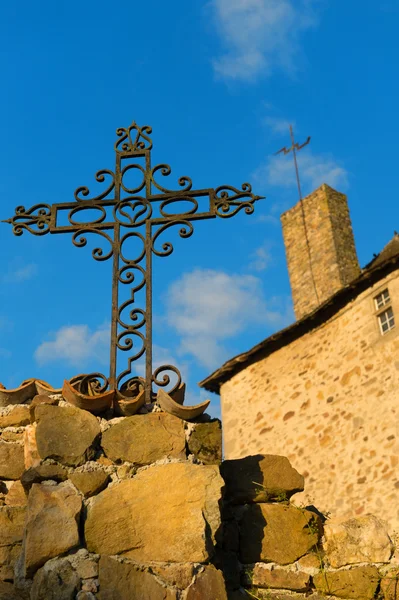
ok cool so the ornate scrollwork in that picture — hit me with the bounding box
[159,197,198,218]
[114,198,152,227]
[120,164,146,195]
[68,204,107,226]
[152,364,182,397]
[2,204,52,236]
[71,373,109,394]
[115,122,153,153]
[214,183,260,218]
[151,164,193,194]
[74,169,115,202]
[151,220,194,257]
[72,229,114,261]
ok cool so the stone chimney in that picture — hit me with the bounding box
[281,183,360,321]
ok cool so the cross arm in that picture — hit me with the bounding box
[2,200,118,237]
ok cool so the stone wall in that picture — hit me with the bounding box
[281,184,360,320]
[1,386,399,600]
[0,390,225,599]
[220,268,399,530]
[220,455,399,600]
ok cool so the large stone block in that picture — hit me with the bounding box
[69,470,109,498]
[23,483,82,577]
[97,556,177,600]
[21,464,68,492]
[239,504,320,565]
[0,443,24,480]
[221,455,304,504]
[188,421,222,465]
[101,413,186,465]
[35,405,100,466]
[185,565,227,600]
[85,462,223,562]
[30,558,80,600]
[313,565,380,599]
[323,514,393,568]
[0,406,30,428]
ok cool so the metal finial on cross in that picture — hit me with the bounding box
[3,120,265,404]
[274,124,310,202]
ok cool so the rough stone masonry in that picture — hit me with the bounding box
[0,386,398,599]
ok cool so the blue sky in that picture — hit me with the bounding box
[1,1,398,417]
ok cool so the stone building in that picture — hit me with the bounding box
[200,183,399,530]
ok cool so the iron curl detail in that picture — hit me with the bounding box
[151,220,194,257]
[68,204,107,226]
[119,230,146,265]
[74,169,115,202]
[120,164,146,195]
[214,183,260,218]
[116,330,146,357]
[151,163,193,194]
[118,304,146,331]
[159,196,198,218]
[152,364,182,397]
[115,122,152,153]
[71,373,110,394]
[114,198,152,228]
[3,204,52,236]
[119,376,145,397]
[72,228,114,261]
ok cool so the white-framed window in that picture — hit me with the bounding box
[374,288,395,335]
[374,288,390,310]
[378,307,395,334]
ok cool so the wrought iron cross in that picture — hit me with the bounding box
[3,121,264,403]
[274,124,310,202]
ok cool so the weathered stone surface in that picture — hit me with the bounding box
[150,563,196,590]
[35,405,100,466]
[5,482,27,507]
[323,514,393,568]
[0,581,24,599]
[67,549,98,580]
[77,593,96,600]
[101,413,186,465]
[221,455,304,504]
[0,407,30,428]
[381,568,399,600]
[23,483,82,576]
[186,565,227,600]
[30,558,80,600]
[314,566,380,599]
[0,431,23,442]
[21,464,68,491]
[0,507,25,547]
[24,424,40,469]
[188,420,222,464]
[86,462,223,562]
[69,470,109,497]
[97,556,177,600]
[29,395,58,423]
[0,544,22,581]
[0,443,24,480]
[239,504,320,565]
[242,564,310,591]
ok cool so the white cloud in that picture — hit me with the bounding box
[2,263,38,283]
[263,116,295,135]
[249,242,272,271]
[35,323,110,367]
[210,0,319,81]
[165,268,293,369]
[253,148,349,194]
